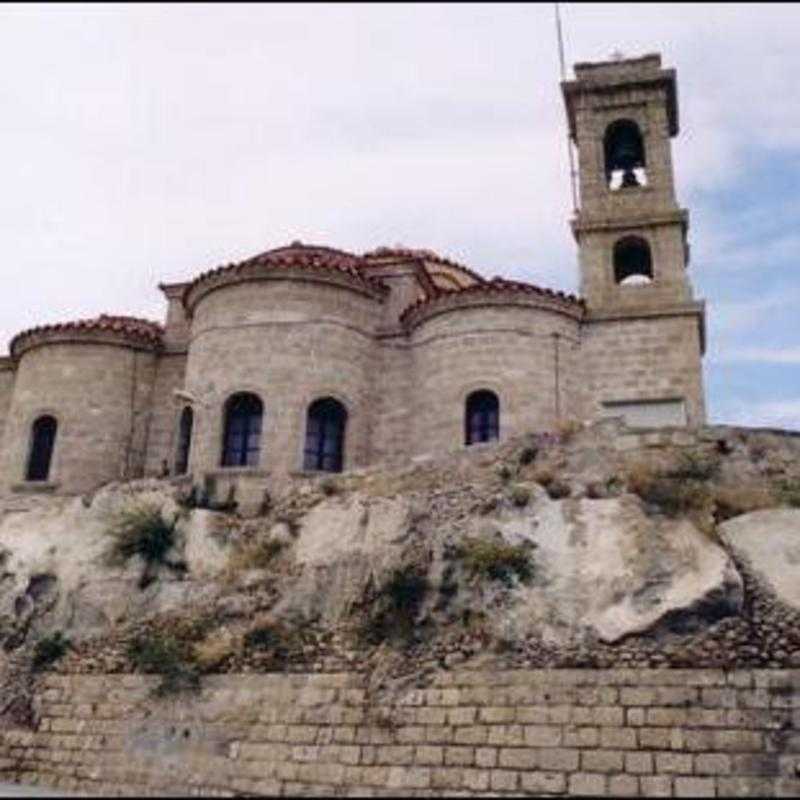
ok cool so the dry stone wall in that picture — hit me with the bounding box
[2,668,799,797]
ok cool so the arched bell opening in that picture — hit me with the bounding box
[604,119,647,190]
[613,236,654,285]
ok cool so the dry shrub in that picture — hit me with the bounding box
[532,466,555,487]
[777,479,800,508]
[555,418,582,442]
[712,484,777,522]
[458,536,535,586]
[193,628,240,671]
[510,484,531,507]
[626,461,714,521]
[225,536,286,579]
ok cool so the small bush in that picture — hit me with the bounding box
[518,446,538,466]
[496,464,513,483]
[127,632,200,697]
[712,484,777,521]
[105,503,185,588]
[458,536,534,586]
[319,477,340,496]
[32,631,70,672]
[227,537,286,575]
[193,629,239,671]
[667,450,720,481]
[777,479,800,508]
[242,622,303,667]
[627,462,713,520]
[532,466,555,487]
[555,418,582,442]
[361,565,430,645]
[510,484,531,508]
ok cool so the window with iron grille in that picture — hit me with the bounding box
[303,397,347,472]
[26,415,57,481]
[465,390,499,446]
[221,393,263,467]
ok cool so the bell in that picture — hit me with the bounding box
[611,138,641,187]
[606,123,644,188]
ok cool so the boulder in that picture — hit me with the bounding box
[483,493,743,644]
[718,508,800,610]
[275,494,413,623]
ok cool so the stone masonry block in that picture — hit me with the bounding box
[600,727,637,749]
[582,749,624,773]
[569,772,607,796]
[498,748,537,770]
[490,770,519,792]
[674,777,715,797]
[523,725,562,747]
[655,752,693,774]
[640,775,673,797]
[520,771,567,794]
[694,753,731,775]
[609,775,640,797]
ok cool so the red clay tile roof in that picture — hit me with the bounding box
[182,242,388,312]
[362,246,487,285]
[10,314,164,359]
[399,276,584,327]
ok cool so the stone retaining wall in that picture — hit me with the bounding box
[1,669,799,796]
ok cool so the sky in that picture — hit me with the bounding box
[1,3,798,429]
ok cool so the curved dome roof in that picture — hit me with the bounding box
[182,241,387,313]
[10,314,163,360]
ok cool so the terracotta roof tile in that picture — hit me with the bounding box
[183,242,388,310]
[399,276,584,325]
[10,314,163,359]
[362,246,487,285]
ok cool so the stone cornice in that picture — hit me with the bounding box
[585,299,707,354]
[571,208,688,238]
[562,55,678,138]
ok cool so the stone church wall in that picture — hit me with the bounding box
[1,343,157,495]
[183,278,383,498]
[0,359,14,463]
[408,304,582,457]
[142,351,188,478]
[579,313,705,427]
[2,668,798,797]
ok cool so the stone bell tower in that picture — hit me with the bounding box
[562,53,707,426]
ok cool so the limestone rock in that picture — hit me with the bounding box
[485,494,743,644]
[275,494,413,623]
[718,508,800,610]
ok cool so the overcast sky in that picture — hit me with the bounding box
[1,3,798,429]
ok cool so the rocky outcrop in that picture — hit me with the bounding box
[719,508,800,610]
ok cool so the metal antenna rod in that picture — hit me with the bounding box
[554,3,579,213]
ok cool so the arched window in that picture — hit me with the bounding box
[465,390,499,446]
[175,406,193,475]
[221,393,263,467]
[303,397,347,472]
[604,119,646,189]
[613,236,653,285]
[26,415,57,482]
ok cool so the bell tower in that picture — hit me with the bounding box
[562,53,700,313]
[562,53,706,427]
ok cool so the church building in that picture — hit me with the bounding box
[0,53,706,507]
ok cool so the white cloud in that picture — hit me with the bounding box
[719,399,800,432]
[716,347,800,365]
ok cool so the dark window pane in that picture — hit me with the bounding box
[304,398,347,473]
[26,416,57,482]
[465,391,500,446]
[221,393,263,467]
